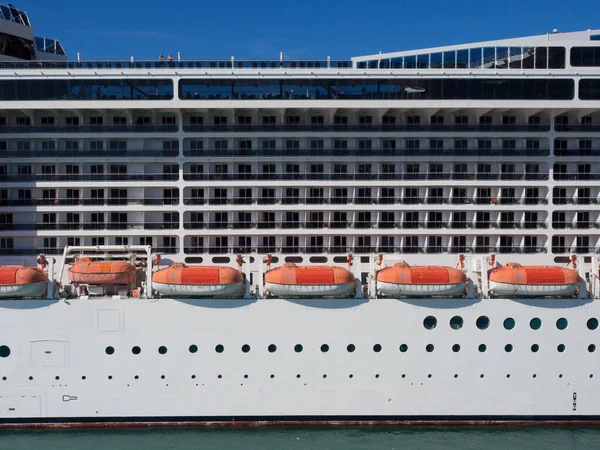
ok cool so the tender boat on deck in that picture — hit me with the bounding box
[376,262,467,297]
[152,263,244,296]
[0,266,47,298]
[488,263,581,297]
[68,257,136,285]
[265,263,355,297]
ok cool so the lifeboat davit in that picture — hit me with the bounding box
[489,263,581,297]
[152,263,244,297]
[265,263,355,297]
[68,257,136,285]
[376,262,467,297]
[0,266,48,298]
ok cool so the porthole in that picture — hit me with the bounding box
[375,374,380,379]
[158,346,167,355]
[0,346,10,358]
[296,374,301,379]
[242,344,251,353]
[476,316,490,330]
[108,375,113,380]
[557,344,566,353]
[81,376,86,380]
[320,344,329,353]
[191,375,196,379]
[105,346,115,355]
[426,344,434,353]
[160,375,165,380]
[347,344,356,353]
[559,374,563,378]
[533,374,537,378]
[480,374,484,378]
[423,316,437,330]
[452,344,461,353]
[556,318,568,330]
[268,344,277,353]
[2,377,6,381]
[215,344,224,353]
[427,374,432,379]
[450,316,463,330]
[218,374,222,379]
[503,318,515,330]
[590,374,594,379]
[132,346,141,355]
[270,374,275,379]
[244,374,248,379]
[294,344,303,353]
[531,344,540,353]
[506,374,511,378]
[530,318,542,330]
[478,344,487,353]
[399,344,408,353]
[322,374,327,379]
[588,318,599,330]
[373,344,382,353]
[505,344,513,353]
[28,376,33,381]
[134,375,139,380]
[589,344,596,353]
[349,374,354,378]
[189,345,198,353]
[55,376,60,380]
[454,374,458,379]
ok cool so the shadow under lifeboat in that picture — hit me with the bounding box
[0,266,48,298]
[68,257,136,285]
[265,263,355,297]
[376,262,467,297]
[488,263,581,297]
[152,263,244,297]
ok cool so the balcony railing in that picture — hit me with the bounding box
[182,124,550,133]
[0,149,179,158]
[555,124,600,132]
[1,222,179,231]
[0,174,179,182]
[183,147,550,158]
[0,125,178,133]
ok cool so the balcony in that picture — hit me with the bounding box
[0,174,179,182]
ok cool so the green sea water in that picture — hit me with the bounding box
[1,427,599,450]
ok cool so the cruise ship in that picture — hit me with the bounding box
[1,4,600,426]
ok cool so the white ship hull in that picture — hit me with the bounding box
[0,295,598,426]
[378,281,466,297]
[153,281,244,297]
[0,282,46,298]
[265,282,355,297]
[489,281,579,297]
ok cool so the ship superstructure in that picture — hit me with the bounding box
[1,5,600,425]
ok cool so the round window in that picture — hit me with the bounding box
[588,318,599,330]
[294,344,303,353]
[320,344,329,353]
[452,344,461,353]
[557,344,566,353]
[530,318,542,330]
[0,345,10,358]
[347,344,356,353]
[215,344,224,353]
[189,345,198,353]
[426,344,434,353]
[158,346,167,355]
[399,344,408,353]
[132,346,141,355]
[423,316,437,330]
[556,318,568,330]
[268,344,277,353]
[241,344,251,353]
[589,344,596,353]
[476,316,490,330]
[105,346,115,355]
[503,318,516,330]
[450,316,464,330]
[505,344,513,353]
[531,344,540,353]
[478,344,487,353]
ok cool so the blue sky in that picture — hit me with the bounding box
[22,0,600,61]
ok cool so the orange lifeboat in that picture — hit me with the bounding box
[376,262,467,297]
[489,263,581,297]
[265,263,355,297]
[0,266,47,298]
[68,257,136,285]
[152,263,244,297]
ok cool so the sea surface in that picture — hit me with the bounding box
[1,426,599,450]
